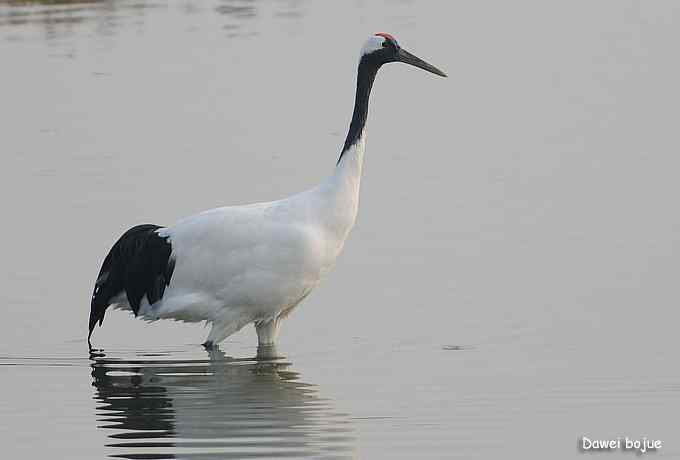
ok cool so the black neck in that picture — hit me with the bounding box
[337,56,380,164]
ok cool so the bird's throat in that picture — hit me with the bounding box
[338,56,379,164]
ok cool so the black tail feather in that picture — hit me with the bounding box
[88,224,174,342]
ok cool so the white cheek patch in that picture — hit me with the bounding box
[361,35,385,56]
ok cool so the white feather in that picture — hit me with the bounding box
[120,134,367,345]
[361,35,386,57]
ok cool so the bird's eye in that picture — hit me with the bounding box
[382,40,389,48]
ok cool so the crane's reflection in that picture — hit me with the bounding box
[90,347,355,459]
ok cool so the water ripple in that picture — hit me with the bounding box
[89,348,356,459]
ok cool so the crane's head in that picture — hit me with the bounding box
[360,32,447,77]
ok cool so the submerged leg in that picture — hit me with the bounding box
[256,343,280,360]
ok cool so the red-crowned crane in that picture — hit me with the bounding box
[89,33,446,350]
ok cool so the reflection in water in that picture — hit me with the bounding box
[90,348,355,459]
[0,0,159,43]
[0,0,307,42]
[215,0,256,19]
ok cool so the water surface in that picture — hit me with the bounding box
[2,1,680,458]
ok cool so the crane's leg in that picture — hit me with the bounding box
[203,318,246,350]
[255,317,281,347]
[254,318,282,359]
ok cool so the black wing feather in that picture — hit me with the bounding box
[89,224,175,341]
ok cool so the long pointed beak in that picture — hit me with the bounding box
[397,48,447,77]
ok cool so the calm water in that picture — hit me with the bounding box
[2,1,680,458]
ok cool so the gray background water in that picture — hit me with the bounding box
[1,1,679,458]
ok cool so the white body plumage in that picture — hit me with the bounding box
[113,137,364,346]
